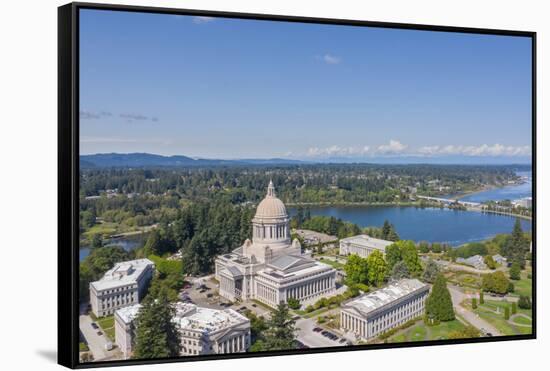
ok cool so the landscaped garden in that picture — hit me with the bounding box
[386,319,468,343]
[463,299,532,335]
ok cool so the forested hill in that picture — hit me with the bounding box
[80,153,305,168]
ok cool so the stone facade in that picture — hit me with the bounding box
[215,181,337,308]
[115,302,251,359]
[340,279,429,340]
[90,258,155,317]
[339,234,393,258]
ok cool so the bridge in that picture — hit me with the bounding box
[416,195,482,209]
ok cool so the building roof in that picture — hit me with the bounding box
[340,234,393,251]
[90,258,154,291]
[254,181,288,220]
[220,266,243,278]
[343,279,428,316]
[116,302,249,334]
[174,303,249,333]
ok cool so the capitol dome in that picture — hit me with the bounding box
[254,180,288,219]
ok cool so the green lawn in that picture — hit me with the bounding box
[97,315,115,341]
[512,315,532,326]
[317,258,345,270]
[470,300,532,336]
[79,342,89,352]
[387,320,467,343]
[511,272,532,297]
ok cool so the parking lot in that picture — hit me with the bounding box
[295,315,353,348]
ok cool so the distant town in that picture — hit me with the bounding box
[78,164,533,362]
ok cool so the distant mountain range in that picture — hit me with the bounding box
[80,153,306,168]
[80,152,532,168]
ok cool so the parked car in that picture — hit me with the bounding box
[313,327,323,332]
[97,331,103,336]
[239,306,247,311]
[251,304,257,307]
[91,323,98,330]
[206,293,213,298]
[339,338,347,344]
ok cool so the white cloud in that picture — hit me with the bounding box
[377,140,408,154]
[306,145,370,157]
[192,16,215,24]
[418,144,531,157]
[303,141,530,159]
[80,137,138,143]
[317,54,341,65]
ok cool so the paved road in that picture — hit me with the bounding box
[448,285,502,336]
[295,316,345,348]
[79,314,110,360]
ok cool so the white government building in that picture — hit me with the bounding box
[340,279,429,341]
[339,234,393,258]
[215,181,337,308]
[89,258,155,317]
[115,302,251,359]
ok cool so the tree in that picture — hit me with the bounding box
[385,244,402,272]
[381,220,400,241]
[386,240,422,277]
[91,234,103,249]
[287,297,301,310]
[504,306,510,320]
[518,295,532,309]
[132,290,181,359]
[400,241,423,277]
[509,262,521,280]
[422,259,440,283]
[501,218,529,267]
[472,297,477,309]
[390,261,410,280]
[425,274,455,322]
[250,303,296,351]
[479,290,484,305]
[484,255,496,270]
[482,271,510,295]
[344,254,369,286]
[367,250,387,286]
[511,301,517,315]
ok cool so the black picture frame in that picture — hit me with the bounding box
[58,2,537,369]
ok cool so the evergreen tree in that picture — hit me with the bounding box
[504,306,510,320]
[511,301,517,315]
[367,250,387,286]
[132,290,181,359]
[471,297,477,309]
[502,218,529,267]
[425,274,455,322]
[479,290,484,305]
[381,220,392,240]
[250,303,296,351]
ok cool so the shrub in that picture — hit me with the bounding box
[472,298,477,310]
[287,297,301,310]
[479,290,484,305]
[504,306,510,320]
[518,296,532,309]
[509,262,521,280]
[511,301,517,315]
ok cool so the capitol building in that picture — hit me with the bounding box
[215,181,337,308]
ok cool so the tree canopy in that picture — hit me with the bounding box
[132,290,181,359]
[425,274,455,322]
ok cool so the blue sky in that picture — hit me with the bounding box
[79,9,532,163]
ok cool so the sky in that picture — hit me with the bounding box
[79,9,533,164]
